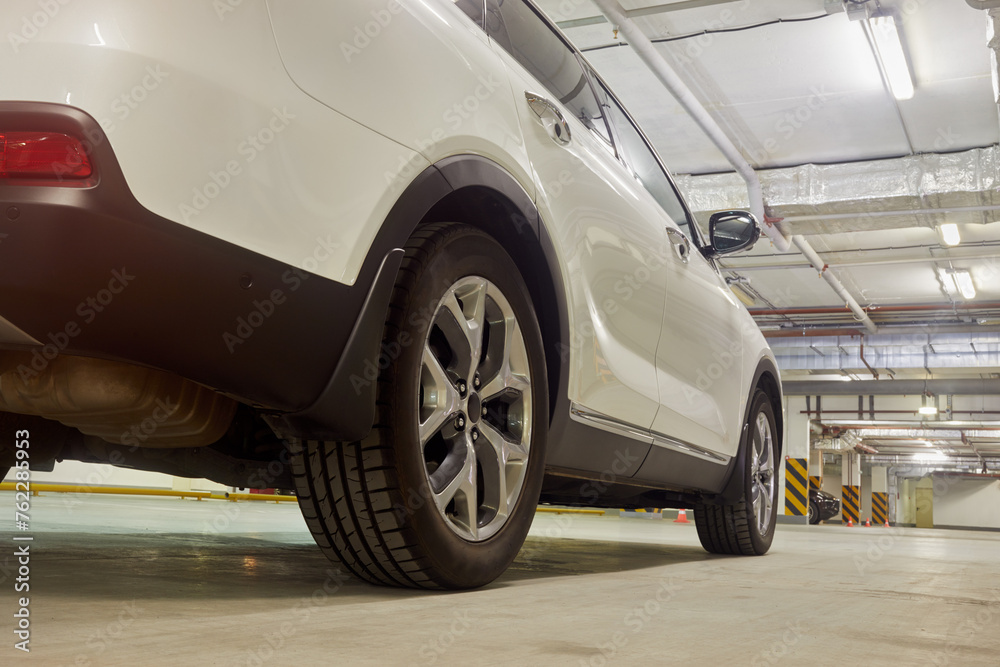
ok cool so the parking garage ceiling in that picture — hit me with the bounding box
[539,0,1000,383]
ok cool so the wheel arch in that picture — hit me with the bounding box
[716,356,784,503]
[418,156,568,424]
[345,155,569,429]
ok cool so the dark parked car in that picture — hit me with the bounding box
[809,489,841,524]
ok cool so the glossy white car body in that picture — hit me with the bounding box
[1,0,779,498]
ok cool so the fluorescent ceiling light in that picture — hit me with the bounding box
[919,393,938,415]
[870,16,914,101]
[953,270,977,300]
[918,406,938,415]
[938,269,958,296]
[939,223,961,247]
[912,451,947,463]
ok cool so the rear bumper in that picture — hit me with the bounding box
[0,102,394,438]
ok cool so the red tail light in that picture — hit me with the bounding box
[0,131,92,180]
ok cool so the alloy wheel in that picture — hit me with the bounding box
[418,276,533,541]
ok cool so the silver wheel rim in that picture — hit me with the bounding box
[750,411,775,535]
[418,276,532,542]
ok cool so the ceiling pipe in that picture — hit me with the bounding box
[764,328,866,338]
[725,249,1000,272]
[753,302,1000,317]
[790,237,878,333]
[820,419,1000,429]
[587,0,775,246]
[764,323,1000,337]
[780,203,1000,223]
[783,379,1000,396]
[556,0,740,29]
[588,0,878,334]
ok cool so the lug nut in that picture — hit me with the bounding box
[455,416,466,430]
[457,381,467,395]
[471,429,479,442]
[473,374,481,389]
[482,405,488,417]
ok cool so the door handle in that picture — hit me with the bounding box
[666,227,690,264]
[525,92,571,146]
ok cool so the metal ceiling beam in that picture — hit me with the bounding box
[588,0,878,334]
[783,378,1000,395]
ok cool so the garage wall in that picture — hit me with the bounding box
[933,477,1000,530]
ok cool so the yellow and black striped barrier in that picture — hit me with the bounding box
[842,485,860,524]
[783,458,808,516]
[871,492,889,525]
[809,475,821,492]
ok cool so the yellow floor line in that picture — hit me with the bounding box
[0,482,294,502]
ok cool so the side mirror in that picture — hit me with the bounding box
[707,210,760,256]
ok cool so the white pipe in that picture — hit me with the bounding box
[587,0,789,251]
[792,236,878,333]
[588,0,878,333]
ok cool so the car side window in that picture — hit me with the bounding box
[455,0,484,26]
[485,0,612,146]
[597,83,694,238]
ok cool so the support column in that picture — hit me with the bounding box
[871,466,889,526]
[808,453,823,492]
[779,396,810,524]
[841,452,861,525]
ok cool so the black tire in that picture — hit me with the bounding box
[808,501,820,525]
[291,223,548,589]
[694,389,778,556]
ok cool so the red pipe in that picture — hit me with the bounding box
[763,328,863,338]
[752,301,1000,317]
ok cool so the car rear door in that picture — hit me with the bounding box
[594,84,748,461]
[484,0,672,454]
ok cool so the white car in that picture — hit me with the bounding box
[0,0,782,589]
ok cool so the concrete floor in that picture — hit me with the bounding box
[2,494,999,666]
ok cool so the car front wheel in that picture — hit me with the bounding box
[694,389,778,556]
[291,223,548,589]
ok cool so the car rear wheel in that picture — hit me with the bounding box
[694,389,778,556]
[808,501,820,524]
[291,223,548,589]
